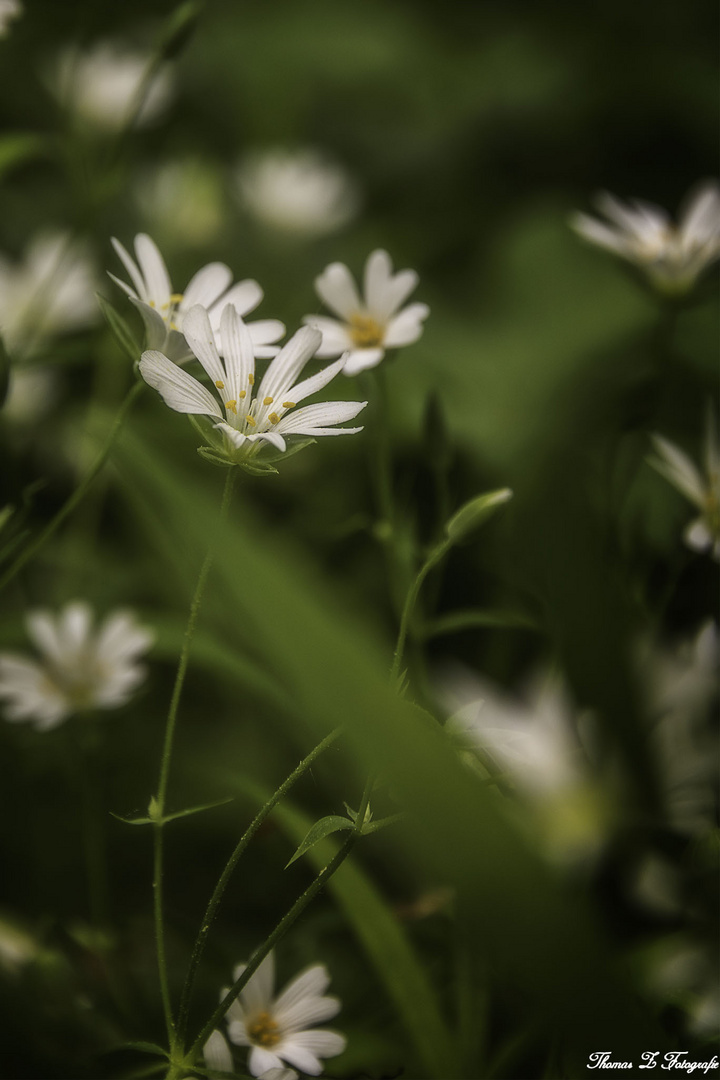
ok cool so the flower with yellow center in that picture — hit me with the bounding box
[571,181,720,294]
[304,248,429,375]
[0,603,153,730]
[650,411,720,561]
[223,951,346,1077]
[109,233,285,362]
[139,304,366,469]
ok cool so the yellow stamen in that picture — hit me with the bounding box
[245,415,257,427]
[169,322,178,330]
[248,373,255,385]
[149,300,156,308]
[215,380,225,389]
[349,312,383,348]
[268,412,280,424]
[263,396,274,406]
[225,400,237,414]
[282,401,295,409]
[170,293,184,304]
[239,390,247,399]
[247,1011,281,1049]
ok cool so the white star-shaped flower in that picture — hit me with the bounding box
[110,233,285,362]
[0,603,153,730]
[304,248,429,375]
[139,305,366,467]
[571,181,720,294]
[224,951,346,1077]
[650,411,720,561]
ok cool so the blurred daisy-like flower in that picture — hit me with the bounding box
[0,231,96,358]
[202,1031,298,1079]
[110,233,284,362]
[571,181,720,294]
[139,305,366,469]
[0,603,154,730]
[649,411,720,560]
[236,148,359,237]
[304,249,429,375]
[223,950,346,1077]
[0,0,22,37]
[49,41,173,131]
[135,158,225,248]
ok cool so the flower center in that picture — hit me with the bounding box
[349,312,383,348]
[247,1010,281,1048]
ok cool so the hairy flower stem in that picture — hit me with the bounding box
[190,829,359,1059]
[0,379,144,595]
[153,468,235,1046]
[175,726,343,1044]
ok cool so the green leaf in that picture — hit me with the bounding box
[197,446,234,469]
[444,487,513,543]
[285,815,353,867]
[0,134,47,181]
[111,796,233,827]
[157,0,203,61]
[362,812,405,835]
[110,1040,167,1057]
[96,293,141,363]
[423,608,537,638]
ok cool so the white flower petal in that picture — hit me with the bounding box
[227,1017,250,1046]
[276,994,340,1033]
[684,517,712,552]
[302,315,353,357]
[208,279,264,322]
[570,214,628,256]
[59,602,93,653]
[249,1046,283,1077]
[273,964,330,1016]
[134,233,171,307]
[219,305,255,405]
[383,302,430,348]
[275,400,366,436]
[139,349,222,418]
[182,262,233,311]
[96,612,154,665]
[650,434,706,507]
[679,182,720,247]
[284,357,347,406]
[314,262,362,319]
[247,319,286,346]
[284,1029,347,1058]
[110,237,144,299]
[365,250,419,320]
[25,612,64,664]
[256,326,321,405]
[238,952,275,1016]
[181,305,227,389]
[342,348,385,375]
[129,296,170,352]
[203,1030,234,1072]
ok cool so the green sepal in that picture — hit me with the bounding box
[111,796,233,827]
[286,815,354,867]
[257,436,316,465]
[237,458,279,476]
[97,293,141,363]
[108,1040,168,1058]
[444,487,513,544]
[197,446,235,469]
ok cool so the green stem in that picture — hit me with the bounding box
[190,830,358,1059]
[0,379,143,595]
[152,468,235,1045]
[391,537,450,682]
[175,726,343,1043]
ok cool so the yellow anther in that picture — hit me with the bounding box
[169,322,178,330]
[247,1011,281,1049]
[225,400,237,414]
[248,373,255,385]
[238,390,247,399]
[349,312,383,348]
[215,380,225,389]
[245,415,257,427]
[170,293,184,304]
[263,396,274,406]
[149,300,156,308]
[268,412,280,425]
[282,401,295,409]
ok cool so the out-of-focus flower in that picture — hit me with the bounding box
[49,41,173,131]
[0,915,37,972]
[441,669,608,863]
[110,233,284,362]
[2,366,57,424]
[649,412,720,561]
[570,181,720,294]
[0,603,154,730]
[236,148,360,237]
[0,0,22,38]
[202,1030,234,1075]
[135,158,225,248]
[304,249,429,375]
[223,950,346,1077]
[139,305,366,468]
[644,938,720,1039]
[0,232,96,358]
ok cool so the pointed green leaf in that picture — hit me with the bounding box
[444,487,513,543]
[111,796,233,827]
[362,812,405,835]
[285,815,354,867]
[423,608,537,638]
[197,446,234,468]
[97,293,141,363]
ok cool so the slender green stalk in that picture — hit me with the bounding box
[0,379,143,594]
[175,726,343,1042]
[190,830,359,1058]
[152,468,235,1045]
[391,537,451,681]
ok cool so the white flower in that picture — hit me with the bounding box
[236,148,359,237]
[224,951,346,1077]
[202,1030,234,1075]
[135,158,225,247]
[49,41,173,131]
[0,231,96,358]
[110,233,284,362]
[139,305,366,466]
[304,249,429,375]
[0,0,22,38]
[571,181,720,293]
[649,411,720,560]
[0,603,154,730]
[3,366,57,425]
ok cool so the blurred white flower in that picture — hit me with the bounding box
[304,249,429,375]
[0,602,154,730]
[135,158,225,248]
[224,950,346,1077]
[0,0,22,38]
[110,233,285,362]
[571,181,720,294]
[2,366,57,424]
[236,148,360,237]
[49,41,173,131]
[0,231,96,358]
[139,306,366,466]
[0,915,37,972]
[649,411,720,561]
[202,1030,234,1075]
